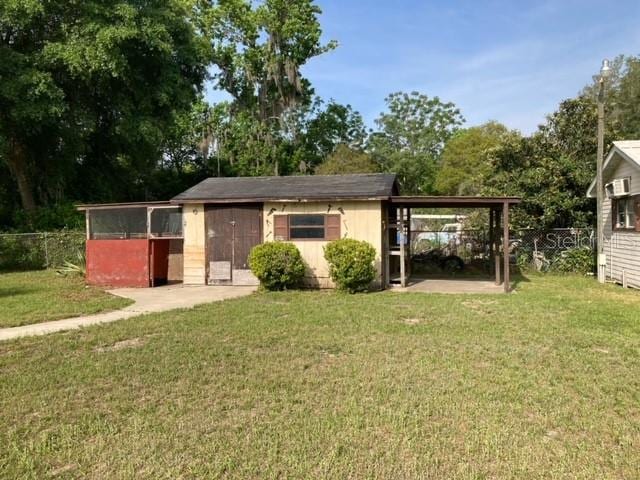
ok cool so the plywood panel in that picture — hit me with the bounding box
[182,204,206,284]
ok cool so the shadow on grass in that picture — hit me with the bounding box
[0,287,39,298]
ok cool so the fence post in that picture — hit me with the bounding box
[43,232,49,268]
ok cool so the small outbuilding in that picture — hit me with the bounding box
[79,173,520,291]
[587,140,640,288]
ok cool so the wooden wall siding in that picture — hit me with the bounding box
[182,203,206,284]
[602,157,640,288]
[263,201,383,288]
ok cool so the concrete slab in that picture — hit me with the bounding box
[0,284,256,342]
[392,277,509,294]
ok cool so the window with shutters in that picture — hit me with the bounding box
[273,214,341,241]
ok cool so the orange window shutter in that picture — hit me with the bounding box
[326,214,341,240]
[274,215,289,240]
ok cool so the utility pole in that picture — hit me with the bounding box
[596,59,611,283]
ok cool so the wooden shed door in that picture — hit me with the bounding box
[205,205,262,285]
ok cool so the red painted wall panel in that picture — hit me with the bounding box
[86,239,150,287]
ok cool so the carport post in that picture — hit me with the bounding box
[494,208,501,286]
[399,207,406,288]
[502,201,510,293]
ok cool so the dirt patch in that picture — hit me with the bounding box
[94,337,146,353]
[49,463,76,477]
[402,318,423,325]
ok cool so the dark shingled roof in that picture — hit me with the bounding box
[171,174,398,203]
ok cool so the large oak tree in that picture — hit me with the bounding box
[0,0,209,212]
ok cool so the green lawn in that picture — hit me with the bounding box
[1,275,640,478]
[0,270,131,328]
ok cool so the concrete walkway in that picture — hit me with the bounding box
[0,284,256,342]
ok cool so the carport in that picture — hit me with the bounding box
[385,196,521,293]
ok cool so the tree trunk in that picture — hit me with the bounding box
[6,138,37,212]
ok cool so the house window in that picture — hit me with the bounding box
[614,197,636,230]
[273,214,341,241]
[289,214,326,239]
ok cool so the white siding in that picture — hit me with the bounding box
[602,156,640,288]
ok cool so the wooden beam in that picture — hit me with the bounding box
[406,208,411,280]
[503,201,510,293]
[399,208,406,288]
[489,208,494,277]
[494,208,501,286]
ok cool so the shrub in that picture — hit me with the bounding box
[324,238,377,293]
[0,231,85,271]
[515,247,533,272]
[550,247,595,275]
[248,242,306,291]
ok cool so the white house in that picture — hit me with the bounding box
[587,141,640,288]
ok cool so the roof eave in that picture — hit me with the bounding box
[170,196,390,204]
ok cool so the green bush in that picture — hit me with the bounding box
[0,231,85,271]
[248,242,306,291]
[516,247,533,272]
[324,238,377,293]
[550,247,595,275]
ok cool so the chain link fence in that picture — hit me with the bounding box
[513,228,595,273]
[409,227,595,274]
[0,231,85,271]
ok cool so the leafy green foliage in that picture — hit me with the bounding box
[0,0,210,218]
[582,54,640,139]
[550,247,595,275]
[435,122,510,195]
[369,92,463,194]
[0,231,85,271]
[315,144,378,175]
[208,96,366,177]
[208,0,335,120]
[248,242,306,290]
[483,96,617,229]
[323,238,377,292]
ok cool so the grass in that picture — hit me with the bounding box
[0,270,131,328]
[1,275,640,478]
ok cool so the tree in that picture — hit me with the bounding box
[284,99,367,173]
[0,0,209,212]
[615,56,640,138]
[368,92,463,194]
[208,0,335,120]
[315,144,378,175]
[435,122,510,195]
[484,96,620,229]
[208,97,367,177]
[206,0,339,176]
[582,54,640,139]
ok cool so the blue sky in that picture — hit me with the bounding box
[207,0,640,134]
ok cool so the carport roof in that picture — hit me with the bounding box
[171,173,399,203]
[390,196,521,208]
